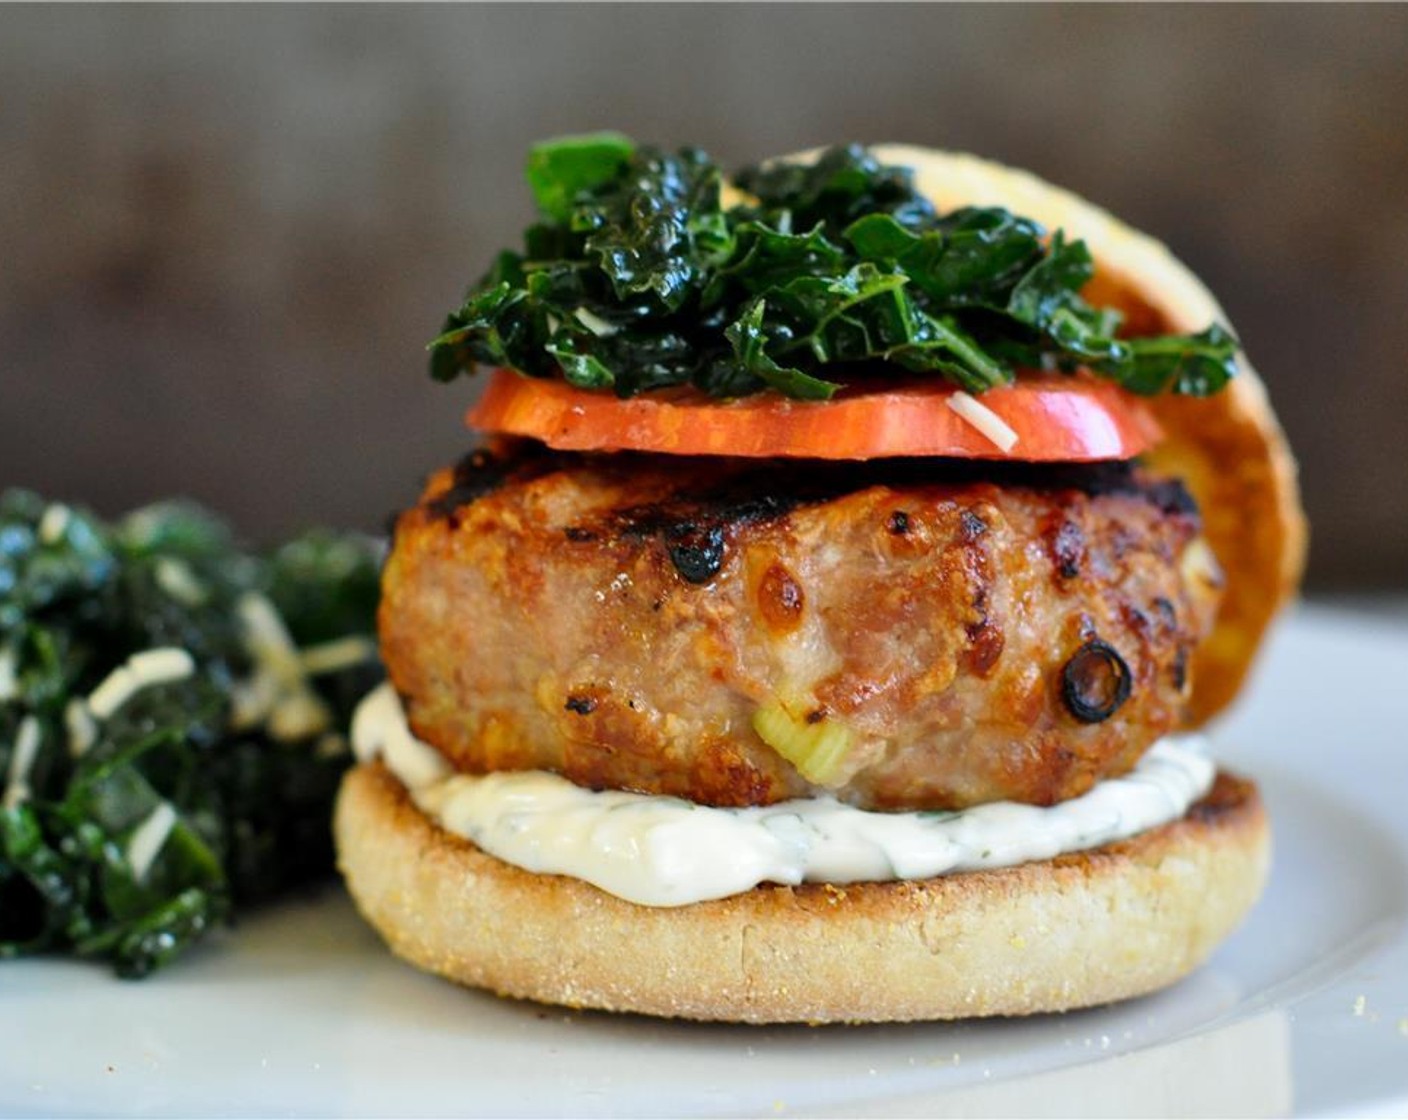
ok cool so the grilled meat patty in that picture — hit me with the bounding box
[380,443,1221,811]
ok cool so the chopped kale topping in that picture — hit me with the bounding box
[431,136,1237,400]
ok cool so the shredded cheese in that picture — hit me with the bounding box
[269,692,332,742]
[120,506,165,547]
[86,648,196,722]
[0,649,16,704]
[315,733,349,759]
[155,557,208,607]
[127,802,178,883]
[3,715,41,810]
[37,503,72,545]
[65,698,97,756]
[228,592,365,742]
[298,636,376,677]
[573,307,619,338]
[233,592,332,741]
[237,594,305,687]
[946,391,1019,453]
[229,672,279,732]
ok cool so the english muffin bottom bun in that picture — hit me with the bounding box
[337,141,1303,1023]
[337,762,1268,1024]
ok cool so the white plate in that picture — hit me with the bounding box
[5,604,1408,1119]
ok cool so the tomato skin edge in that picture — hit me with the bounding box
[465,369,1164,462]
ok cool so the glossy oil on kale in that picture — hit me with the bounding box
[0,491,381,977]
[430,136,1237,400]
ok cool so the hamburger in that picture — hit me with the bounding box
[335,139,1305,1023]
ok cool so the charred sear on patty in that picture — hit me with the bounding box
[382,446,1221,811]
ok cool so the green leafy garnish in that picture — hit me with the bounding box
[0,491,381,977]
[431,137,1237,400]
[525,131,635,225]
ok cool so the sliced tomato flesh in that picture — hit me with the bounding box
[465,368,1162,461]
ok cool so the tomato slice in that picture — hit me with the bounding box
[466,369,1162,461]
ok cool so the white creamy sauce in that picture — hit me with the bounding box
[352,682,451,789]
[351,682,1215,908]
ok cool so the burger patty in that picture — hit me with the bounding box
[381,443,1221,811]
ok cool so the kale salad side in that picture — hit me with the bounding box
[0,490,381,977]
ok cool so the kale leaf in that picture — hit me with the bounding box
[430,136,1238,401]
[525,131,635,225]
[0,492,381,977]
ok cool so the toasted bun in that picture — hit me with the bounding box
[772,146,1307,723]
[336,761,1269,1024]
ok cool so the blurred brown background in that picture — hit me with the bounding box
[2,5,1405,589]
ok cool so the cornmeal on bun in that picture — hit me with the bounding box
[335,140,1304,1023]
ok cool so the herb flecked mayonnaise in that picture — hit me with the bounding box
[352,683,1214,908]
